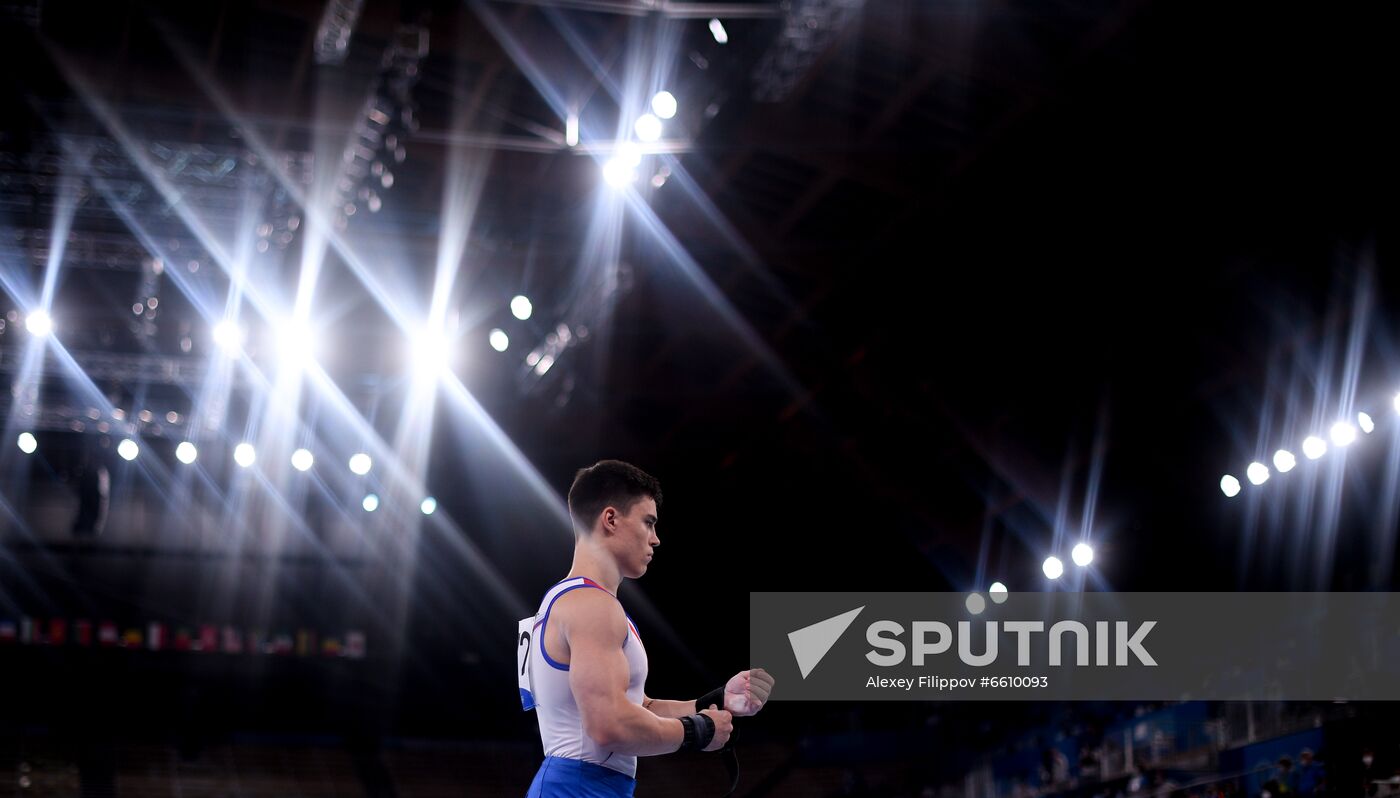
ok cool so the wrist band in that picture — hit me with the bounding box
[678,713,715,751]
[698,686,725,712]
[679,716,697,750]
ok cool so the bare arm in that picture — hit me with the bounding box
[563,590,685,756]
[642,696,698,719]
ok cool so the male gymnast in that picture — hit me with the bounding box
[522,460,775,797]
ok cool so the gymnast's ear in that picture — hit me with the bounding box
[600,506,621,535]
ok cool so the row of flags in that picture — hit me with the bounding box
[0,618,366,658]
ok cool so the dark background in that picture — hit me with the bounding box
[0,0,1396,790]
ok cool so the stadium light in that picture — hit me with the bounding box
[1071,542,1094,567]
[176,441,198,464]
[349,452,372,475]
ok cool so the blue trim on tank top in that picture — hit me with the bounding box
[537,582,631,670]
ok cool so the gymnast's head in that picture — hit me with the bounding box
[568,460,662,577]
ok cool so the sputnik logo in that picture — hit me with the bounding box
[787,606,864,679]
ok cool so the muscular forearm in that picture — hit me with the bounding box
[643,697,698,719]
[591,700,685,756]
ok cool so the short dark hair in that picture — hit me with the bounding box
[567,460,662,533]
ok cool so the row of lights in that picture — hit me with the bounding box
[19,294,535,361]
[1041,542,1095,580]
[965,582,1009,614]
[633,91,676,143]
[603,91,679,188]
[594,12,729,183]
[16,432,436,515]
[1219,403,1393,498]
[487,294,533,353]
[966,544,1097,613]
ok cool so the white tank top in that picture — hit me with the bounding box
[529,576,649,778]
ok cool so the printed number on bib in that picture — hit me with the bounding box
[517,615,537,711]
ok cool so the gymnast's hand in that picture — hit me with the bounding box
[723,668,775,717]
[700,705,733,752]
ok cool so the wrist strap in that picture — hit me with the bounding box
[698,686,725,713]
[679,716,697,750]
[678,713,715,751]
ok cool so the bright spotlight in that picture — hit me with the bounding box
[1302,435,1327,460]
[17,432,37,454]
[1246,461,1270,486]
[651,91,678,120]
[420,496,437,515]
[1394,392,1400,415]
[1273,449,1297,473]
[277,321,319,369]
[1220,474,1241,497]
[291,448,314,472]
[1042,556,1064,580]
[234,443,256,468]
[212,320,244,354]
[1071,542,1094,567]
[25,310,53,337]
[488,328,509,352]
[510,295,533,321]
[410,328,452,378]
[634,113,663,142]
[349,452,372,475]
[603,155,637,187]
[362,493,380,512]
[988,581,1008,602]
[175,441,198,464]
[1330,421,1357,447]
[708,18,728,44]
[1358,411,1375,434]
[117,438,139,461]
[603,143,643,187]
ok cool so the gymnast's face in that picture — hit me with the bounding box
[603,497,658,579]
